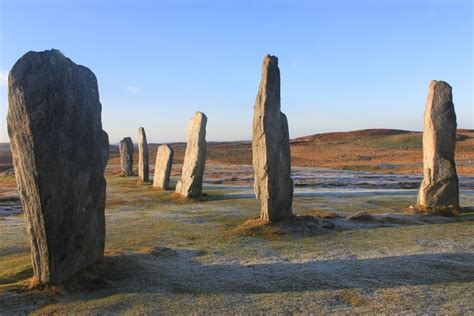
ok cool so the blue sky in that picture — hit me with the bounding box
[0,0,472,143]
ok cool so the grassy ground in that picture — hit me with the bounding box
[0,129,473,314]
[0,169,473,314]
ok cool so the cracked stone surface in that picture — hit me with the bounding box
[252,55,293,221]
[175,112,207,198]
[153,144,173,190]
[138,127,149,182]
[417,80,459,208]
[119,137,133,176]
[7,49,108,285]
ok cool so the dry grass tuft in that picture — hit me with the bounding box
[405,205,462,217]
[313,209,339,219]
[238,218,284,237]
[237,215,323,238]
[169,192,215,203]
[337,289,370,307]
[169,193,192,203]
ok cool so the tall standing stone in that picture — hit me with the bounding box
[7,49,109,285]
[153,144,174,190]
[417,80,459,208]
[138,127,149,182]
[252,55,293,222]
[175,112,207,197]
[119,137,134,176]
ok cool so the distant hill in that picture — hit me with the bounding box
[292,129,416,143]
[293,128,473,144]
[2,128,473,175]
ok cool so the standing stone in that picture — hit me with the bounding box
[119,137,134,176]
[175,112,207,197]
[252,55,293,222]
[7,49,109,285]
[101,131,110,169]
[417,80,459,208]
[153,145,174,190]
[138,127,149,182]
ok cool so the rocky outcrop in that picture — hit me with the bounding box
[7,49,108,285]
[252,55,293,222]
[175,112,207,197]
[417,80,459,208]
[119,137,134,176]
[138,127,149,182]
[153,144,174,190]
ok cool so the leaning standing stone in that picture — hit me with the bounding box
[138,127,149,182]
[7,49,109,285]
[175,112,207,197]
[417,80,459,209]
[119,137,134,176]
[252,55,293,222]
[153,144,174,190]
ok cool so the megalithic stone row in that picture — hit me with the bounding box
[417,80,459,208]
[119,137,134,176]
[252,55,293,222]
[153,144,174,190]
[138,127,149,182]
[7,49,109,285]
[175,112,207,197]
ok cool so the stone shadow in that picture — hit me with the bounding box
[67,250,474,295]
[2,249,473,313]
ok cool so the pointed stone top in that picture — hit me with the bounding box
[427,80,453,114]
[429,80,452,90]
[193,111,207,119]
[262,55,278,71]
[263,54,278,63]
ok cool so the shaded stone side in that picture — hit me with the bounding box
[252,55,293,222]
[175,112,207,197]
[138,127,149,182]
[417,80,459,208]
[7,49,108,285]
[119,137,134,176]
[153,144,174,190]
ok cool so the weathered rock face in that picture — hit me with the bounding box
[7,49,109,285]
[101,131,110,169]
[153,144,174,190]
[252,55,293,222]
[417,80,459,208]
[175,112,207,197]
[119,137,134,176]
[138,127,149,182]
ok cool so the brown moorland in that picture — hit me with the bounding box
[2,128,473,179]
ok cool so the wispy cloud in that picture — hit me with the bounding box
[0,70,8,87]
[127,85,141,95]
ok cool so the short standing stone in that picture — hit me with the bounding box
[153,145,174,190]
[175,112,207,197]
[138,127,149,182]
[417,80,459,208]
[119,137,134,176]
[252,55,293,222]
[7,49,109,285]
